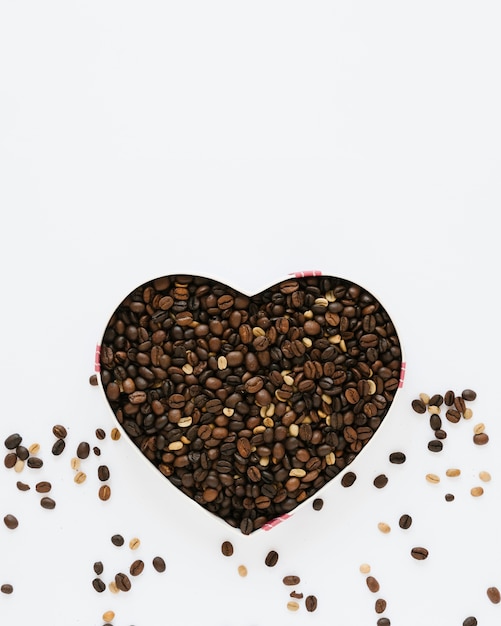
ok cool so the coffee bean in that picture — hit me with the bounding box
[89,374,98,386]
[366,576,380,592]
[27,457,43,469]
[411,546,429,560]
[130,559,145,576]
[93,446,101,456]
[377,619,391,626]
[93,561,104,575]
[389,451,406,464]
[110,428,121,441]
[411,399,427,414]
[111,534,124,546]
[3,514,19,529]
[92,577,106,593]
[74,471,87,484]
[238,565,248,577]
[221,541,234,557]
[16,445,29,461]
[76,441,90,459]
[444,390,455,406]
[398,514,412,529]
[305,595,318,612]
[35,481,52,493]
[462,389,477,401]
[462,618,477,626]
[98,465,110,481]
[115,572,131,592]
[129,537,140,550]
[40,496,56,509]
[52,438,66,456]
[1,584,13,594]
[52,425,67,439]
[102,610,115,623]
[95,428,106,440]
[152,556,166,572]
[287,601,300,611]
[473,433,489,445]
[4,433,22,449]
[98,485,111,501]
[265,550,279,567]
[16,481,30,491]
[4,452,17,469]
[375,598,387,613]
[445,493,455,502]
[341,471,357,487]
[373,474,388,489]
[312,498,324,511]
[427,439,443,452]
[487,586,501,603]
[283,575,300,586]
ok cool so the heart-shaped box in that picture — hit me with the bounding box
[95,271,405,535]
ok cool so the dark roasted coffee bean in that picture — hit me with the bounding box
[305,595,318,612]
[16,446,29,461]
[427,439,443,452]
[444,390,455,406]
[462,389,477,401]
[445,493,455,501]
[411,399,426,414]
[265,550,279,567]
[16,481,30,491]
[93,561,104,575]
[375,598,387,613]
[389,451,406,464]
[40,496,56,509]
[0,584,13,594]
[95,428,106,440]
[35,481,52,493]
[76,441,90,459]
[221,541,234,557]
[312,498,324,510]
[463,618,478,626]
[130,559,145,576]
[92,577,106,592]
[4,433,22,449]
[366,576,380,592]
[411,546,429,560]
[89,374,98,386]
[52,438,66,455]
[27,457,43,469]
[4,452,17,469]
[98,465,110,481]
[341,471,357,487]
[373,474,388,489]
[115,572,131,592]
[377,619,391,626]
[240,517,254,535]
[399,514,412,529]
[152,556,166,572]
[429,393,443,406]
[52,425,67,439]
[3,514,19,529]
[111,534,124,546]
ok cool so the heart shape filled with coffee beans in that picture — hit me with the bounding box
[98,273,403,534]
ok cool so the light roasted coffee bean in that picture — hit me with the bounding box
[238,565,248,577]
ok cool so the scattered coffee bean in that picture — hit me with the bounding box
[238,565,248,577]
[130,559,145,576]
[487,586,501,604]
[76,441,90,459]
[445,493,455,502]
[375,598,387,613]
[366,576,380,592]
[378,522,391,534]
[110,428,121,441]
[462,389,477,401]
[373,474,388,489]
[312,498,324,511]
[74,471,87,484]
[89,374,98,386]
[463,617,477,626]
[93,561,104,575]
[445,468,461,477]
[97,465,110,481]
[221,541,234,557]
[27,457,43,469]
[290,591,303,599]
[40,497,56,509]
[14,459,25,473]
[389,451,406,464]
[98,485,111,501]
[129,537,140,550]
[111,534,124,547]
[102,610,115,623]
[473,433,489,445]
[359,563,371,574]
[92,577,106,593]
[4,433,22,449]
[35,481,52,493]
[479,471,492,482]
[305,595,318,612]
[444,390,455,406]
[411,399,427,414]
[287,601,300,611]
[427,440,443,452]
[93,446,101,456]
[95,428,106,440]
[16,481,30,491]
[283,575,301,586]
[426,473,440,484]
[3,514,19,529]
[114,572,131,592]
[1,584,13,594]
[16,445,29,461]
[152,556,166,572]
[265,550,279,567]
[4,453,17,469]
[341,471,357,488]
[52,439,66,456]
[398,514,412,529]
[108,580,119,594]
[70,457,80,470]
[52,425,67,439]
[470,486,484,497]
[377,619,391,626]
[411,546,429,560]
[28,443,40,455]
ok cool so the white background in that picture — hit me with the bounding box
[1,2,500,625]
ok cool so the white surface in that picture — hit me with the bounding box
[1,2,500,625]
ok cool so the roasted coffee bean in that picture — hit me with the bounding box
[473,433,489,445]
[411,546,429,560]
[463,618,477,626]
[98,485,111,501]
[27,457,43,469]
[35,481,52,493]
[16,481,30,491]
[399,514,412,529]
[89,374,98,386]
[427,439,443,452]
[130,559,145,576]
[462,389,477,401]
[283,575,301,586]
[389,451,406,464]
[0,584,13,594]
[15,445,29,461]
[429,394,443,407]
[341,471,357,487]
[40,497,56,509]
[487,586,501,604]
[445,493,455,502]
[3,514,19,529]
[111,534,124,546]
[4,433,22,449]
[373,474,388,489]
[305,595,318,612]
[312,498,324,510]
[265,550,279,567]
[93,561,104,575]
[52,438,66,455]
[375,598,387,613]
[92,577,106,593]
[76,441,90,459]
[411,399,427,414]
[4,452,17,469]
[221,541,234,557]
[52,425,67,439]
[366,576,380,592]
[98,465,110,481]
[152,556,166,573]
[377,619,391,626]
[95,428,106,440]
[115,572,131,592]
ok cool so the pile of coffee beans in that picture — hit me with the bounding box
[99,274,402,533]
